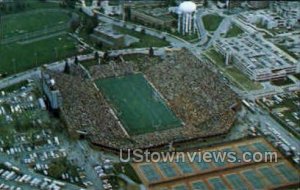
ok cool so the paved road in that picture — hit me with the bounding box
[205,16,231,48]
[195,9,209,45]
[251,107,300,156]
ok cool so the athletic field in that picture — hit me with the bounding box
[96,74,181,136]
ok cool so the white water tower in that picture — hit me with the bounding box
[177,1,197,35]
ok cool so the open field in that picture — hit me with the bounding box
[1,9,70,39]
[0,1,82,76]
[172,31,199,42]
[225,24,244,38]
[202,14,223,31]
[204,49,262,91]
[0,34,78,75]
[96,74,181,135]
[0,1,60,15]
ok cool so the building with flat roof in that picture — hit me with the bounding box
[243,10,298,30]
[248,1,269,9]
[90,23,139,48]
[271,1,300,28]
[215,34,300,81]
[42,72,62,110]
[130,8,176,29]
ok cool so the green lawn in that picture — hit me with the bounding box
[171,31,199,42]
[2,10,70,39]
[0,34,79,75]
[96,74,181,135]
[205,49,262,91]
[225,24,244,38]
[0,1,60,15]
[202,14,223,31]
[0,1,82,76]
[113,26,169,48]
[226,67,262,90]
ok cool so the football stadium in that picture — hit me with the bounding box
[46,49,240,150]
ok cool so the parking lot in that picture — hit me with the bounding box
[0,80,111,190]
[257,91,300,136]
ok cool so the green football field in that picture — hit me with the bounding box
[96,74,181,136]
[2,10,70,39]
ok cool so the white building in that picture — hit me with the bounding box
[215,35,299,81]
[100,0,122,15]
[245,10,290,30]
[271,1,300,28]
[177,1,197,35]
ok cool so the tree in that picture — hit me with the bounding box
[83,14,98,34]
[48,158,69,179]
[94,51,100,64]
[96,42,103,49]
[125,7,131,21]
[74,56,79,65]
[204,0,208,7]
[149,47,154,57]
[70,14,80,32]
[64,60,70,74]
[102,51,109,64]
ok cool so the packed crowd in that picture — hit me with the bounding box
[69,63,90,79]
[143,49,239,128]
[46,70,131,148]
[49,49,239,150]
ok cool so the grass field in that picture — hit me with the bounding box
[0,34,78,75]
[202,14,223,31]
[0,1,81,76]
[2,10,70,39]
[172,31,199,42]
[225,24,244,38]
[96,74,181,135]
